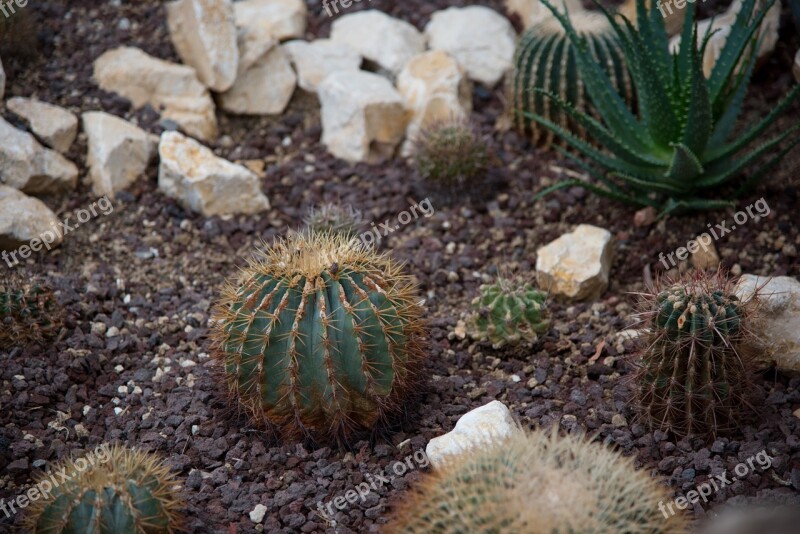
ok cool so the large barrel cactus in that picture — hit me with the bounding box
[25,445,182,533]
[507,10,632,147]
[211,232,427,444]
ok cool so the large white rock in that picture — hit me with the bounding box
[0,117,78,195]
[330,10,425,74]
[536,224,614,301]
[0,186,62,252]
[158,131,270,216]
[234,0,307,41]
[425,6,517,88]
[218,27,296,115]
[7,98,79,154]
[0,57,5,100]
[282,39,361,93]
[397,50,472,154]
[426,401,519,469]
[318,70,408,163]
[166,0,239,92]
[93,46,218,141]
[505,0,583,29]
[735,275,800,374]
[82,112,156,198]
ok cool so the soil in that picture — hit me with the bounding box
[1,1,799,533]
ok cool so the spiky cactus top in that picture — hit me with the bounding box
[470,276,549,349]
[0,280,63,349]
[385,429,687,533]
[303,202,365,238]
[211,232,427,444]
[25,445,182,534]
[636,272,755,439]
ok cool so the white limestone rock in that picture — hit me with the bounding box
[0,57,5,101]
[157,131,270,216]
[505,0,583,29]
[166,0,239,92]
[536,224,614,301]
[282,39,361,93]
[93,46,218,141]
[7,97,79,154]
[425,6,517,87]
[234,0,307,41]
[318,70,408,163]
[82,112,156,198]
[0,186,62,252]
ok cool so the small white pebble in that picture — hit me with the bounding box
[114,407,123,416]
[180,360,196,368]
[83,406,91,416]
[511,374,521,383]
[132,386,143,395]
[114,365,124,373]
[106,326,120,338]
[91,322,107,336]
[117,385,129,395]
[192,425,200,435]
[250,504,268,523]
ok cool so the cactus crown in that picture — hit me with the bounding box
[0,280,63,348]
[25,445,182,534]
[635,271,755,439]
[385,428,687,533]
[470,276,549,349]
[414,120,489,195]
[211,231,427,444]
[303,202,365,238]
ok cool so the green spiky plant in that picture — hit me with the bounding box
[530,0,800,216]
[211,231,427,444]
[25,445,182,533]
[508,10,632,147]
[303,202,365,238]
[634,270,756,439]
[384,428,688,533]
[0,280,63,348]
[470,276,549,349]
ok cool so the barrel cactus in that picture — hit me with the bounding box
[385,428,687,533]
[211,231,427,444]
[507,9,632,147]
[635,271,755,438]
[303,202,365,238]
[470,276,548,349]
[0,280,63,348]
[25,445,182,533]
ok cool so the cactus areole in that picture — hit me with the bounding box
[212,232,427,444]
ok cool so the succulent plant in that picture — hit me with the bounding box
[303,202,365,238]
[25,445,182,534]
[385,428,687,533]
[211,231,427,444]
[530,0,800,216]
[413,120,490,197]
[0,280,63,348]
[470,276,549,348]
[508,9,632,147]
[635,271,756,438]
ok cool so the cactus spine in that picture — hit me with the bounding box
[0,280,63,348]
[211,232,427,444]
[470,276,548,348]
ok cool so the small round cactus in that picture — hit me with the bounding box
[384,429,687,533]
[635,271,756,439]
[470,276,549,349]
[303,202,365,238]
[211,231,427,444]
[1,279,63,348]
[25,445,182,534]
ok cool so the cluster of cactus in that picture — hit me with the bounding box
[0,280,63,348]
[470,276,549,349]
[211,231,427,444]
[385,428,687,533]
[508,8,632,147]
[25,445,182,534]
[413,120,490,197]
[302,202,365,238]
[635,271,755,438]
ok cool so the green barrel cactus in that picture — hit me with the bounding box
[211,231,427,444]
[470,276,549,349]
[636,272,755,438]
[25,445,182,533]
[507,10,632,147]
[0,280,63,348]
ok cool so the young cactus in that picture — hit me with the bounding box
[635,271,756,439]
[211,231,427,444]
[470,276,549,349]
[302,202,365,238]
[25,445,182,534]
[0,280,63,348]
[385,428,687,533]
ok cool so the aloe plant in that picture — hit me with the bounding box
[530,0,800,216]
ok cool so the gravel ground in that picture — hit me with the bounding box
[1,1,799,533]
